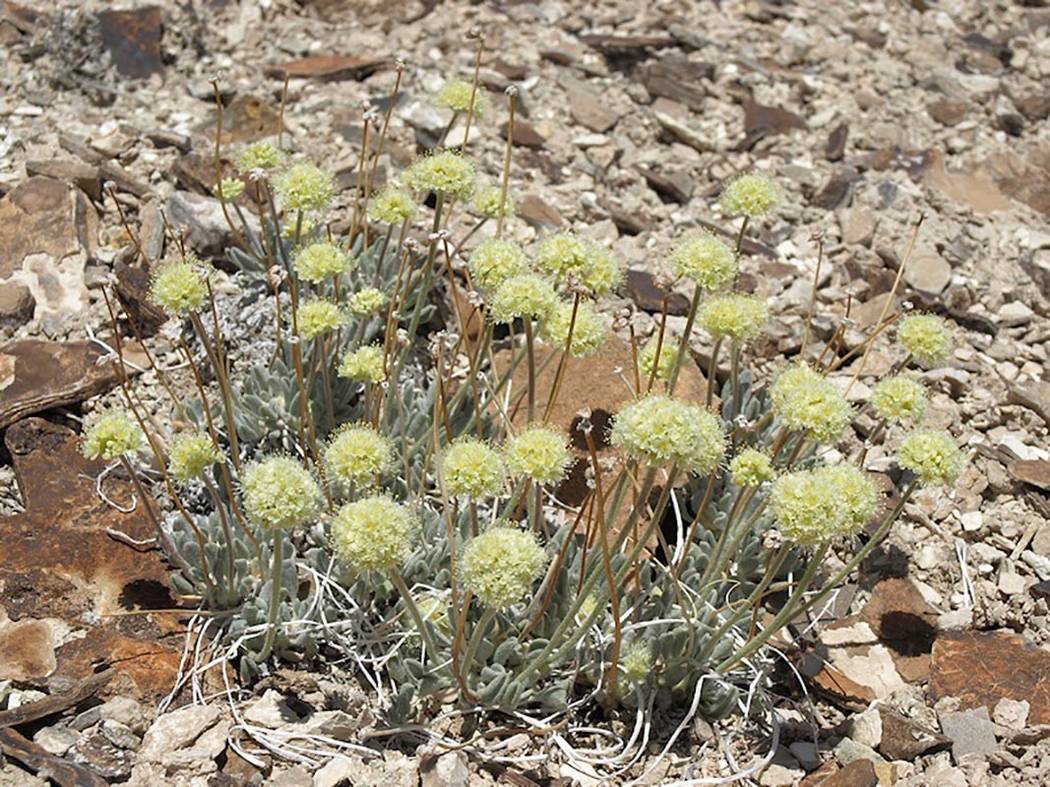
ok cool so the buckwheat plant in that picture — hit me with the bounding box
[98,59,964,765]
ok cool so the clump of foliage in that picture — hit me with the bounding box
[85,58,963,733]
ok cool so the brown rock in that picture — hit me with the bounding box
[876,706,950,761]
[930,630,1050,725]
[0,177,98,334]
[1,418,181,700]
[625,269,690,316]
[98,6,164,80]
[579,34,676,53]
[500,118,546,148]
[560,74,620,133]
[197,93,286,146]
[0,619,57,681]
[641,58,712,112]
[980,142,1050,216]
[826,122,849,162]
[602,202,652,236]
[860,578,938,652]
[25,158,103,202]
[637,165,692,204]
[516,194,563,229]
[807,658,878,708]
[812,169,861,210]
[0,281,35,327]
[0,340,136,429]
[922,149,1010,214]
[1031,581,1050,602]
[114,262,167,337]
[927,100,969,126]
[1015,93,1050,122]
[807,760,878,787]
[265,54,390,80]
[1008,459,1050,491]
[742,98,808,142]
[500,333,709,431]
[170,150,236,196]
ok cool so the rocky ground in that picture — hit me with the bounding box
[0,0,1048,784]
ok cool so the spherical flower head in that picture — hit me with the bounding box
[347,287,387,317]
[217,177,245,201]
[404,150,475,200]
[534,234,622,296]
[442,438,504,498]
[276,162,335,213]
[668,233,737,290]
[898,314,953,366]
[639,340,677,383]
[462,525,547,609]
[338,345,386,383]
[241,455,321,531]
[610,395,726,475]
[576,242,622,296]
[505,426,572,485]
[871,376,928,423]
[82,412,141,460]
[168,432,222,483]
[488,273,557,324]
[771,465,877,545]
[699,293,768,345]
[771,364,853,444]
[238,141,285,174]
[729,448,775,487]
[898,429,962,487]
[325,422,395,485]
[471,185,513,219]
[621,641,652,685]
[468,239,530,292]
[720,172,780,219]
[435,79,489,118]
[331,495,419,573]
[150,258,208,316]
[368,186,418,224]
[821,465,879,533]
[539,299,608,356]
[294,242,353,285]
[297,298,342,340]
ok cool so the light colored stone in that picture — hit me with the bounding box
[98,696,148,734]
[138,703,221,760]
[998,301,1035,326]
[997,571,1026,596]
[243,689,299,728]
[422,750,470,787]
[850,706,884,749]
[33,726,78,756]
[992,698,1029,730]
[758,763,804,786]
[939,707,998,760]
[314,756,356,787]
[905,248,952,294]
[839,206,878,246]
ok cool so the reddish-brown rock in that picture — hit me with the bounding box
[930,630,1050,725]
[802,759,877,787]
[98,6,164,79]
[0,340,137,429]
[266,54,389,80]
[0,418,182,699]
[877,706,950,760]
